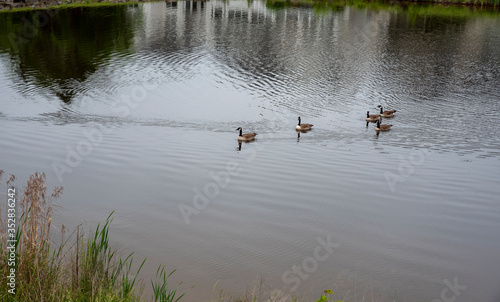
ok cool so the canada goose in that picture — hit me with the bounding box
[378,105,397,118]
[236,127,257,141]
[366,111,380,122]
[296,117,313,131]
[375,118,392,131]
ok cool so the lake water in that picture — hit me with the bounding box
[1,1,500,301]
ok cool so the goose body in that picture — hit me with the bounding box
[296,117,313,131]
[378,106,397,118]
[366,111,380,122]
[375,118,392,131]
[236,127,257,141]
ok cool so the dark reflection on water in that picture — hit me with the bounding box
[0,5,141,102]
[1,1,500,301]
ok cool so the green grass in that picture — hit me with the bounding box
[0,171,184,302]
[266,0,500,16]
[0,171,403,301]
[0,1,140,14]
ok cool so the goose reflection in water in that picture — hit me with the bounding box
[296,128,312,142]
[236,139,256,151]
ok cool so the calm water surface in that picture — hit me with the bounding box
[1,1,500,300]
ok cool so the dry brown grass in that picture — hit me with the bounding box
[0,171,62,251]
[18,172,63,259]
[0,171,16,244]
[0,170,179,302]
[0,170,408,302]
[0,171,64,301]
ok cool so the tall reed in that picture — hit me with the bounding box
[0,171,63,301]
[0,171,184,301]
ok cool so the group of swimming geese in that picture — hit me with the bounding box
[236,105,396,141]
[366,105,397,131]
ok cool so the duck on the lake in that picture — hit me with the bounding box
[366,111,380,122]
[378,105,397,118]
[296,117,313,131]
[375,117,392,131]
[236,127,257,141]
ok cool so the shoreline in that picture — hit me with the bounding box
[0,0,498,13]
[0,0,155,12]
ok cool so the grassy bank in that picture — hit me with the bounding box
[0,0,144,13]
[0,171,308,301]
[0,171,186,302]
[266,0,500,9]
[0,171,398,301]
[266,0,499,17]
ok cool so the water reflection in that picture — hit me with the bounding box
[296,128,313,141]
[0,5,141,103]
[236,139,258,151]
[0,0,497,156]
